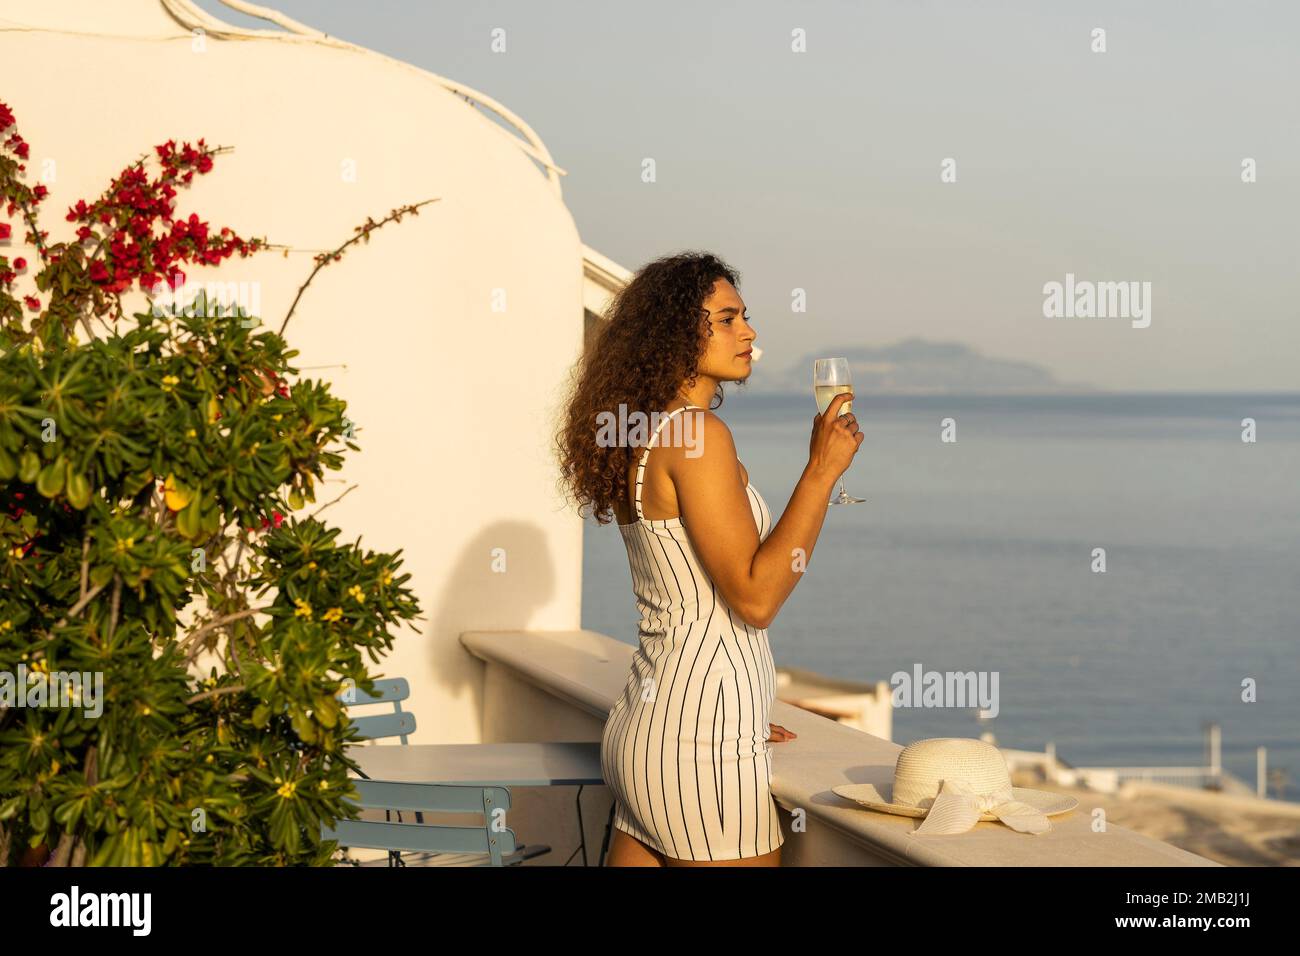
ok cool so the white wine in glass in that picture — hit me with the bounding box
[813,357,865,505]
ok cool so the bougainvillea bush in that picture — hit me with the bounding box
[0,101,424,865]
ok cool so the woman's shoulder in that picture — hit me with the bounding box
[646,406,735,471]
[693,407,734,448]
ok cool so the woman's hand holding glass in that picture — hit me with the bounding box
[808,391,863,493]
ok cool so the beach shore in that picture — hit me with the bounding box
[1011,770,1300,866]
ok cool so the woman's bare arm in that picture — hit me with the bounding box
[670,409,845,629]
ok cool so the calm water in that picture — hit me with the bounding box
[582,392,1300,800]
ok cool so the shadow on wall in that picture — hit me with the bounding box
[416,520,559,720]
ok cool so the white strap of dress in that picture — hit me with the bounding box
[634,405,702,521]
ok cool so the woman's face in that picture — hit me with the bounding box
[696,278,756,382]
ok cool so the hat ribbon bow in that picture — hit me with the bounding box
[911,778,1051,835]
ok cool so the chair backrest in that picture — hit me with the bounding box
[322,779,517,866]
[348,677,410,707]
[340,677,415,744]
[347,711,416,742]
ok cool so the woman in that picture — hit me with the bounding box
[554,251,862,866]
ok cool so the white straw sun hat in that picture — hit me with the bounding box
[832,737,1077,835]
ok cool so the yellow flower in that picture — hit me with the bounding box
[306,561,317,571]
[347,585,365,604]
[380,569,392,586]
[30,659,49,675]
[0,620,12,632]
[277,779,297,799]
[114,537,134,554]
[271,413,283,422]
[163,473,193,512]
[185,428,196,438]
[322,607,343,623]
[293,598,313,619]
[161,374,180,391]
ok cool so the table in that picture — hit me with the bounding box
[345,741,609,865]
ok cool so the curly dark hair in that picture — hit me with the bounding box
[553,250,743,525]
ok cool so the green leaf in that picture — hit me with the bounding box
[29,802,49,837]
[313,695,339,729]
[200,498,220,535]
[36,457,66,498]
[291,710,317,744]
[65,463,92,509]
[177,493,201,539]
[18,449,40,483]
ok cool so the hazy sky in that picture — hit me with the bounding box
[196,0,1299,391]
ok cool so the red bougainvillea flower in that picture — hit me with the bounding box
[256,367,291,399]
[0,223,10,240]
[34,130,268,311]
[23,296,40,311]
[12,257,25,270]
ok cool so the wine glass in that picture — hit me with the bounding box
[813,357,865,505]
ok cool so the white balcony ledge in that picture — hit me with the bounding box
[460,629,1220,867]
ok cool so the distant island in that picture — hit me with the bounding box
[751,338,1098,395]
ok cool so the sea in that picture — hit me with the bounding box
[582,391,1300,802]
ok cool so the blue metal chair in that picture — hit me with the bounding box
[322,779,523,866]
[343,677,416,744]
[331,677,551,866]
[337,677,421,866]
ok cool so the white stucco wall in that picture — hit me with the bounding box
[1,0,586,743]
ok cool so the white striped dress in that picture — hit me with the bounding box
[600,404,785,861]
